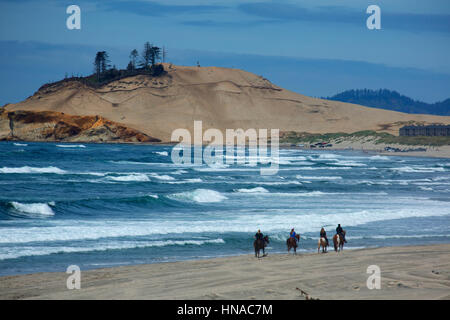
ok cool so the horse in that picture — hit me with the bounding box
[317,237,328,253]
[254,235,269,258]
[287,234,300,254]
[333,230,346,252]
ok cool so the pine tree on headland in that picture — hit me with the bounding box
[100,51,110,74]
[140,42,161,68]
[150,45,161,66]
[129,49,138,70]
[94,51,110,81]
[140,42,153,69]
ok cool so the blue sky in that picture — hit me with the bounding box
[0,0,449,104]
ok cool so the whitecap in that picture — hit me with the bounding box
[56,144,86,148]
[392,166,445,173]
[369,155,390,160]
[170,189,227,203]
[107,174,150,182]
[0,166,66,174]
[296,175,342,180]
[234,187,269,193]
[0,238,225,260]
[10,201,55,216]
[150,173,175,181]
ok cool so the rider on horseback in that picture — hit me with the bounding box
[336,224,347,243]
[255,229,265,244]
[320,227,329,246]
[290,228,298,243]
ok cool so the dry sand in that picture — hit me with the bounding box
[305,141,450,159]
[1,244,449,300]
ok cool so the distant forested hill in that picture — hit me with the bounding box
[325,89,450,116]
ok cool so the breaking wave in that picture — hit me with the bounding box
[9,201,55,217]
[0,166,66,174]
[170,189,227,203]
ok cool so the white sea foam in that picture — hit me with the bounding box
[0,166,66,174]
[56,144,86,148]
[296,175,342,180]
[317,154,339,160]
[234,187,269,193]
[170,189,227,203]
[0,238,225,260]
[251,181,302,186]
[154,151,169,156]
[107,174,150,182]
[10,202,55,216]
[173,170,188,174]
[333,160,367,167]
[184,178,203,183]
[369,155,390,160]
[149,173,175,181]
[2,200,448,245]
[356,180,392,186]
[13,143,28,146]
[163,178,204,184]
[289,166,353,171]
[392,166,445,173]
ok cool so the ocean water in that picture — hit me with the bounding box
[0,142,449,276]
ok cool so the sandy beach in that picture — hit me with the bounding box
[1,244,449,300]
[281,141,450,159]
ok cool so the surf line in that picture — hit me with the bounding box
[171,120,279,175]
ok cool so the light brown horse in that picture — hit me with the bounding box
[333,230,346,252]
[287,234,300,254]
[254,235,269,258]
[317,237,328,253]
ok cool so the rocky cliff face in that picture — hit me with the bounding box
[0,109,159,143]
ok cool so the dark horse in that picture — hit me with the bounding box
[254,236,269,258]
[287,234,300,254]
[333,230,346,252]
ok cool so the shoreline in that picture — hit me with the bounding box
[1,244,449,300]
[4,140,450,159]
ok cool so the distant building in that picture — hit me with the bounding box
[399,125,450,136]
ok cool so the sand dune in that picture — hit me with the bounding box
[3,64,450,142]
[1,244,449,300]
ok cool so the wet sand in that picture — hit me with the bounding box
[0,244,449,300]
